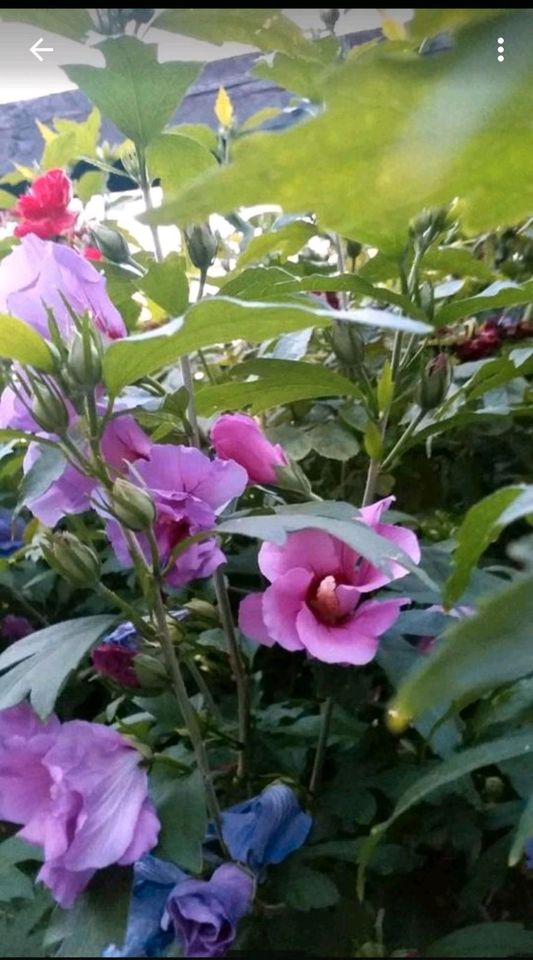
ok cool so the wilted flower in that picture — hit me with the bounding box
[239,497,420,665]
[0,703,159,907]
[100,445,247,587]
[92,622,140,688]
[211,413,288,485]
[14,168,77,239]
[162,864,254,958]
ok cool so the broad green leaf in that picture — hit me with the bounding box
[195,359,362,416]
[426,922,533,958]
[218,503,430,586]
[75,170,106,203]
[46,866,131,958]
[270,272,425,318]
[0,8,92,39]
[0,888,51,958]
[64,38,201,149]
[150,763,206,872]
[389,576,533,729]
[252,41,338,100]
[408,8,505,41]
[0,615,116,718]
[221,266,296,299]
[147,134,216,196]
[422,246,494,282]
[437,279,533,325]
[0,189,16,210]
[136,254,189,318]
[141,12,533,252]
[307,421,360,461]
[17,446,67,513]
[509,792,533,866]
[0,865,34,902]
[104,299,332,395]
[0,313,54,370]
[154,8,318,59]
[284,865,340,911]
[40,109,100,170]
[445,485,532,605]
[238,221,316,267]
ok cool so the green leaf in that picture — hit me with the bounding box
[64,38,201,149]
[307,421,360,461]
[147,133,216,196]
[40,109,100,170]
[445,485,532,606]
[17,446,67,513]
[284,865,340,911]
[75,170,106,204]
[0,313,54,370]
[509,792,533,866]
[437,279,533,325]
[238,221,316,268]
[0,615,116,718]
[150,763,206,872]
[422,246,494,282]
[141,12,533,252]
[389,576,533,728]
[154,8,318,59]
[136,254,189,318]
[270,272,426,318]
[408,9,505,41]
[0,8,92,39]
[0,864,34,902]
[46,866,131,958]
[196,359,361,416]
[0,888,51,958]
[426,922,533,958]
[0,189,16,210]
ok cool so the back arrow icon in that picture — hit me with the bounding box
[30,38,54,62]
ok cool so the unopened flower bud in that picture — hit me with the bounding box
[90,223,131,264]
[68,329,103,388]
[111,478,156,531]
[274,460,313,497]
[132,653,167,690]
[42,533,100,587]
[345,238,362,261]
[31,379,69,434]
[416,353,450,411]
[331,320,365,366]
[184,223,218,271]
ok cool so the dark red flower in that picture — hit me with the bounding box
[455,327,502,362]
[91,642,140,688]
[312,290,341,310]
[14,169,77,240]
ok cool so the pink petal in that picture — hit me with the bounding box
[238,593,273,645]
[259,530,348,583]
[357,523,420,592]
[295,604,379,666]
[358,496,395,527]
[261,568,312,652]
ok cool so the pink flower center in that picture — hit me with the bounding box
[309,575,342,625]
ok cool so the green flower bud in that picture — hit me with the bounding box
[274,459,313,497]
[331,320,365,366]
[416,353,450,411]
[133,653,168,691]
[345,238,362,261]
[111,478,156,532]
[91,223,131,264]
[42,533,100,587]
[31,379,69,435]
[68,329,103,388]
[184,223,218,271]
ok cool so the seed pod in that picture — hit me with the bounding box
[111,478,156,532]
[184,223,218,271]
[42,533,100,587]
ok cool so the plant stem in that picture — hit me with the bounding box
[96,583,152,640]
[361,330,404,506]
[309,697,334,796]
[213,568,251,786]
[380,410,425,472]
[187,658,223,723]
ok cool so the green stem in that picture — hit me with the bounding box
[361,330,404,506]
[96,583,152,640]
[187,658,223,723]
[380,410,425,472]
[213,568,251,786]
[309,697,334,795]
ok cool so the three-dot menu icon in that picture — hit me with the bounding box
[497,37,504,62]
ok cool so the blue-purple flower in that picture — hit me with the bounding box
[0,509,25,556]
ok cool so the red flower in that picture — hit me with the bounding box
[14,169,77,240]
[455,326,502,362]
[82,245,103,262]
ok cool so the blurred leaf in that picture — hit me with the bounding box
[408,9,505,41]
[17,446,66,514]
[195,358,362,416]
[150,763,206,872]
[0,314,53,370]
[445,485,532,605]
[307,421,360,461]
[0,615,115,717]
[238,221,316,267]
[135,254,189,318]
[390,576,533,727]
[154,8,318,59]
[284,865,340,911]
[75,170,106,203]
[0,888,51,957]
[141,12,533,251]
[0,189,16,210]
[0,8,92,39]
[437,279,533,325]
[64,38,201,148]
[426,922,533,958]
[147,134,216,196]
[46,865,131,958]
[508,792,533,866]
[40,108,100,170]
[422,246,494,281]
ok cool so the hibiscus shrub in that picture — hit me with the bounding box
[0,8,533,959]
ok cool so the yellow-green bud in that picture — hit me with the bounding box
[416,353,450,411]
[42,533,100,587]
[68,330,102,388]
[111,478,156,531]
[31,380,69,435]
[184,223,218,271]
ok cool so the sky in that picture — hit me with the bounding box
[0,9,413,105]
